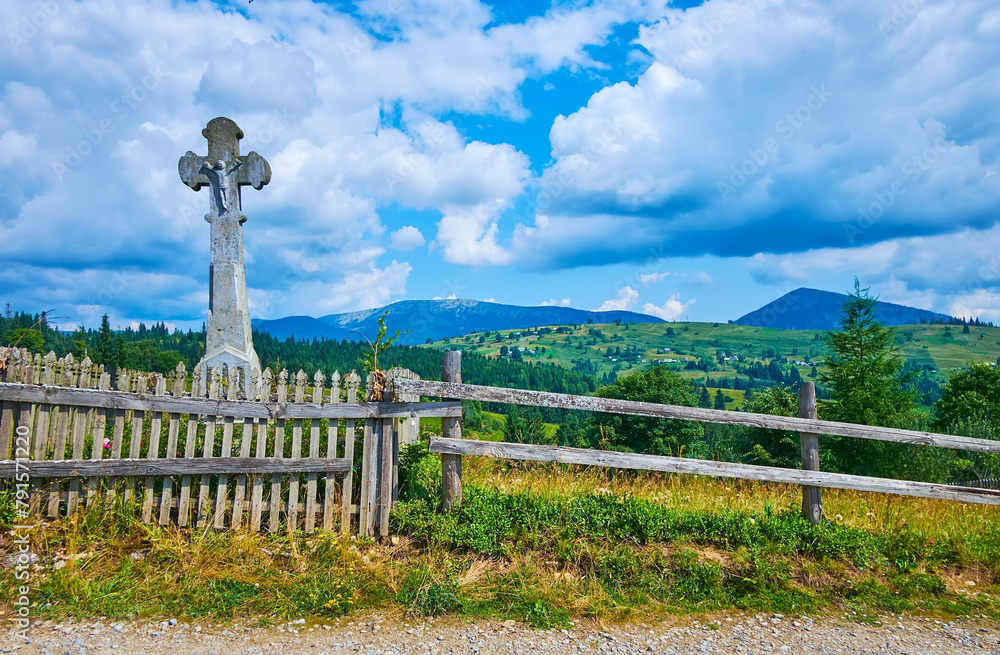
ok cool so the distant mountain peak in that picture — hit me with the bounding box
[252,299,664,344]
[735,287,955,330]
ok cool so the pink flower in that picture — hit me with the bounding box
[103,437,111,450]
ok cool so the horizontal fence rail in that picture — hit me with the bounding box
[430,437,1000,507]
[0,457,351,478]
[395,378,1000,455]
[0,384,461,420]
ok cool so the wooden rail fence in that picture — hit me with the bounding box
[392,354,1000,522]
[0,351,456,535]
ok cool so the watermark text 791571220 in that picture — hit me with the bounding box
[11,423,36,642]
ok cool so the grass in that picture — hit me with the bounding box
[3,449,999,628]
[423,321,1000,388]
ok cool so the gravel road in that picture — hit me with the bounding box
[3,611,999,654]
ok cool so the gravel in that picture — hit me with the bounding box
[3,611,999,654]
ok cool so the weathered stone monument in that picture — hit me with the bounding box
[179,117,271,398]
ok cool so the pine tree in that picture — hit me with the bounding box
[819,279,922,477]
[96,314,113,365]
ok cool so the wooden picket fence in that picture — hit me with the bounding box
[0,347,457,535]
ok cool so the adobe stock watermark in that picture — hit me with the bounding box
[7,0,70,54]
[878,0,926,41]
[11,423,36,642]
[843,134,951,244]
[50,63,166,182]
[717,84,833,201]
[672,0,752,67]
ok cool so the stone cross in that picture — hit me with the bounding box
[178,117,271,398]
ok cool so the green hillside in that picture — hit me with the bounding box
[424,321,1000,399]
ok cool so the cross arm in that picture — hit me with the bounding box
[178,151,210,190]
[234,151,271,190]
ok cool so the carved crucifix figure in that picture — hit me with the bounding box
[178,117,271,398]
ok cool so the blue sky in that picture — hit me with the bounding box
[2,0,999,331]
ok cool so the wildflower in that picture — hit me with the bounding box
[103,437,111,450]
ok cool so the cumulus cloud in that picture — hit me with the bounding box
[595,286,639,311]
[642,294,695,321]
[389,225,426,251]
[950,290,1000,322]
[539,297,571,306]
[0,0,612,326]
[515,0,1000,270]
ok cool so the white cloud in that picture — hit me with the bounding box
[436,199,512,265]
[315,260,413,313]
[389,225,426,251]
[640,271,670,286]
[515,0,1000,270]
[949,290,1000,322]
[539,298,571,307]
[595,286,638,311]
[642,294,695,321]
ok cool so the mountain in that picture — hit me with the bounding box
[252,299,664,345]
[734,287,956,330]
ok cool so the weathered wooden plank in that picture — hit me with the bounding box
[124,398,145,504]
[378,418,393,537]
[287,370,307,533]
[159,411,181,526]
[324,372,341,532]
[197,369,221,528]
[142,377,166,524]
[305,371,324,533]
[46,404,72,518]
[398,379,1000,455]
[103,408,126,509]
[429,437,1000,507]
[85,375,112,508]
[440,353,463,512]
[214,372,239,529]
[0,457,352,477]
[231,417,253,530]
[359,419,376,537]
[340,372,359,535]
[250,369,272,532]
[268,371,288,533]
[798,382,822,525]
[0,400,15,461]
[177,367,203,527]
[159,366,186,526]
[66,402,87,514]
[0,383,461,419]
[30,399,52,514]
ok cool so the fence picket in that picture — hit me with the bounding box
[85,370,111,508]
[177,365,203,527]
[159,363,186,525]
[213,368,240,529]
[287,370,307,532]
[268,370,288,532]
[250,368,272,531]
[340,371,359,534]
[142,376,166,523]
[197,367,222,527]
[324,371,341,532]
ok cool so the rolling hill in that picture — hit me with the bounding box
[735,287,956,330]
[252,299,664,345]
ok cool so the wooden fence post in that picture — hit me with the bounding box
[441,351,463,512]
[798,381,822,525]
